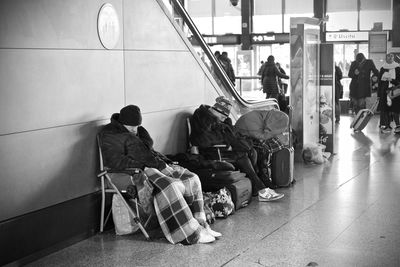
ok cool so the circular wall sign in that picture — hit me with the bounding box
[97,3,120,49]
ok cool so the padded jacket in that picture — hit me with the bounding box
[190,105,252,152]
[98,113,167,171]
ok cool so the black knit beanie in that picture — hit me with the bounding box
[118,105,142,126]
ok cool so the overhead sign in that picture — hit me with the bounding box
[251,33,289,44]
[326,31,369,42]
[202,34,240,45]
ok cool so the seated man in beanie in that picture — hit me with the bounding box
[190,96,284,202]
[98,105,221,245]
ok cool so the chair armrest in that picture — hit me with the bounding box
[213,144,228,148]
[98,167,143,177]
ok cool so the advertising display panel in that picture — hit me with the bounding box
[319,44,335,153]
[290,18,320,148]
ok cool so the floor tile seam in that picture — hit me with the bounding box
[219,248,248,267]
[334,157,380,189]
[326,201,377,248]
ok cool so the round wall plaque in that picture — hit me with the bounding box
[97,3,120,49]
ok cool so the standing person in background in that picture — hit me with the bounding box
[257,60,265,76]
[276,62,288,95]
[261,55,289,101]
[348,53,379,114]
[334,64,343,123]
[219,51,236,85]
[378,53,400,133]
[214,51,221,60]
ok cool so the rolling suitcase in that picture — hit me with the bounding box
[350,100,379,131]
[271,105,294,187]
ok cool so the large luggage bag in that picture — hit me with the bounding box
[271,105,294,187]
[224,178,252,210]
[350,100,379,131]
[194,169,252,210]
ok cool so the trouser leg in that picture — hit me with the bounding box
[380,111,390,127]
[235,155,265,195]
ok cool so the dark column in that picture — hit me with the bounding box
[393,0,400,47]
[241,0,253,50]
[314,0,327,42]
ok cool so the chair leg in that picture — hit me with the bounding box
[100,176,106,232]
[106,176,151,240]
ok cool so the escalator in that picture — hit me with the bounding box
[167,0,279,117]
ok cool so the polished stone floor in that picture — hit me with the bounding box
[28,114,400,267]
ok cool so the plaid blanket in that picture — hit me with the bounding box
[252,136,285,153]
[144,166,206,245]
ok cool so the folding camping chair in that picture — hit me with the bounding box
[97,135,152,240]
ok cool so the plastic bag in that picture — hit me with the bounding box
[112,194,139,235]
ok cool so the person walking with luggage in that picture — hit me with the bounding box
[99,105,222,245]
[190,96,284,202]
[378,53,400,133]
[261,55,289,101]
[348,53,379,115]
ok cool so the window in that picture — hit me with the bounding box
[284,0,313,32]
[326,0,358,31]
[360,0,392,30]
[253,0,283,33]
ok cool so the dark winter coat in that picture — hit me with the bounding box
[219,58,235,84]
[261,62,289,95]
[190,105,252,152]
[378,63,400,112]
[335,65,343,102]
[98,113,168,171]
[348,59,379,99]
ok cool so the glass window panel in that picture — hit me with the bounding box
[285,0,313,13]
[213,16,242,34]
[360,10,392,30]
[191,17,213,35]
[253,15,283,33]
[284,12,314,32]
[327,0,357,12]
[360,0,391,10]
[326,11,358,31]
[254,0,282,15]
[186,0,212,17]
[215,0,241,17]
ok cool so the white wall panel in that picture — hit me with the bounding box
[123,0,187,51]
[0,0,123,49]
[140,108,195,155]
[124,50,205,112]
[0,49,124,135]
[0,121,105,221]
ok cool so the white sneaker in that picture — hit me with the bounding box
[205,224,222,238]
[258,188,284,202]
[197,227,215,244]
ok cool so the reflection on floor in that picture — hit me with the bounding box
[28,115,400,267]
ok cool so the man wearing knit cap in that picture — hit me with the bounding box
[99,105,221,245]
[190,97,284,202]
